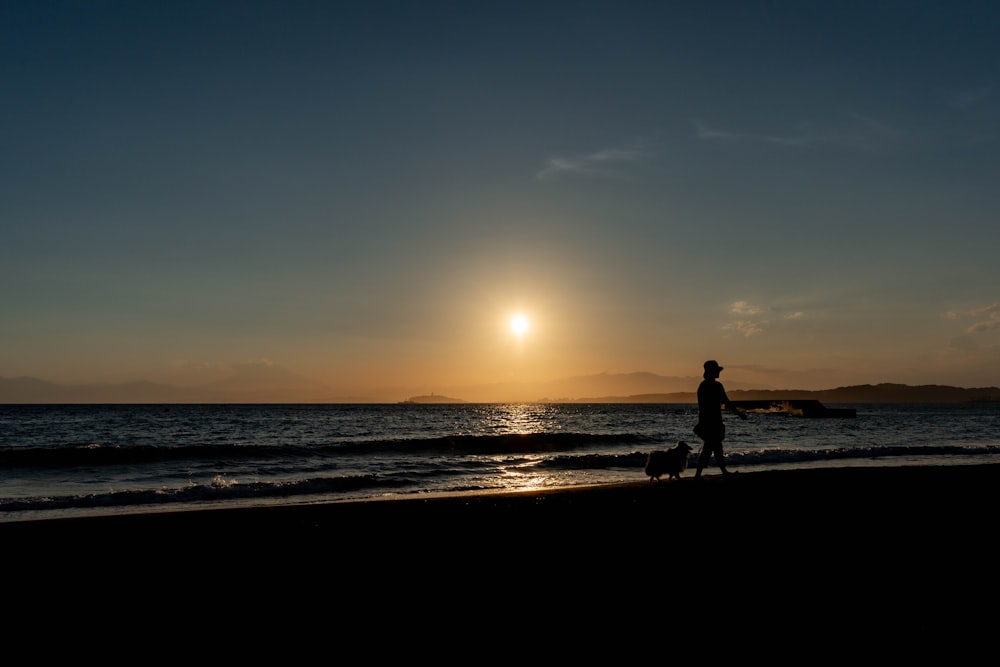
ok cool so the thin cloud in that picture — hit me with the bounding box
[170,359,231,372]
[964,303,1000,333]
[691,119,740,141]
[723,320,765,337]
[729,301,767,316]
[723,300,807,336]
[536,147,645,180]
[843,112,901,137]
[725,300,768,336]
[693,118,829,148]
[966,132,998,145]
[693,113,901,151]
[945,303,1000,334]
[947,85,992,110]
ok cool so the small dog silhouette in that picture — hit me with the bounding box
[644,441,693,482]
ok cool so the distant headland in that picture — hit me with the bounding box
[399,394,467,404]
[1,372,997,404]
[401,383,999,405]
[535,383,1000,404]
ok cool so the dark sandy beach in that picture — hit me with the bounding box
[6,464,996,561]
[6,463,998,631]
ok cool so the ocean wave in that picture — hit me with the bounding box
[3,443,995,516]
[0,473,385,513]
[0,432,654,469]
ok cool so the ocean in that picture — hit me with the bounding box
[1,402,997,523]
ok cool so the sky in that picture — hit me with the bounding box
[2,1,999,402]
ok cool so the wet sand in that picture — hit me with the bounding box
[7,463,1000,629]
[10,464,995,645]
[6,464,996,563]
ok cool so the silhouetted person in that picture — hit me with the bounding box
[694,359,747,479]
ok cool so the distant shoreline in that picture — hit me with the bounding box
[388,384,1000,404]
[2,376,998,404]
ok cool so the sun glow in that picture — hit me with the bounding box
[509,313,531,337]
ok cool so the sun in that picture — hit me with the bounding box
[509,313,531,337]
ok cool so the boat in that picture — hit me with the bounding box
[729,399,856,418]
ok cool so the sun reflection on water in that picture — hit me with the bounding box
[476,403,562,435]
[492,455,567,492]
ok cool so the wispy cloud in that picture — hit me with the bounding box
[946,85,992,110]
[962,303,1000,333]
[729,301,767,316]
[945,303,1000,337]
[966,132,998,145]
[693,113,901,151]
[946,304,1000,358]
[693,118,830,148]
[691,120,741,141]
[724,301,768,336]
[536,147,645,180]
[724,301,805,336]
[723,320,765,337]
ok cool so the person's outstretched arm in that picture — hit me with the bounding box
[722,390,748,420]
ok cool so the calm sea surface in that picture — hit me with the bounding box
[1,402,997,522]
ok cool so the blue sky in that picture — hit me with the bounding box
[2,1,998,401]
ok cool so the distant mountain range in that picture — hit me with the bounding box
[2,372,998,404]
[404,383,1000,404]
[554,383,1000,404]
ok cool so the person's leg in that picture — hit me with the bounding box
[713,444,732,475]
[714,450,728,473]
[695,441,711,478]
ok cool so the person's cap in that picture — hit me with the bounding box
[704,359,723,371]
